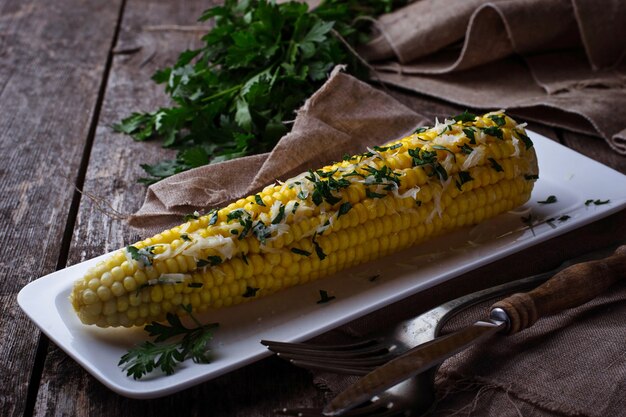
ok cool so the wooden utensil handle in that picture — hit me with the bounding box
[492,245,626,334]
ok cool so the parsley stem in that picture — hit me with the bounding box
[201,84,243,102]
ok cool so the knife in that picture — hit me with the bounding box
[323,244,626,416]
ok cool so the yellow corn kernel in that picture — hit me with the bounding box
[70,111,537,327]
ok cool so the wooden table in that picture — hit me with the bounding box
[2,1,624,416]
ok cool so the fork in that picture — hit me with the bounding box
[263,248,617,416]
[264,269,559,417]
[262,267,555,375]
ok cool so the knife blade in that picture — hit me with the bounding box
[323,244,626,416]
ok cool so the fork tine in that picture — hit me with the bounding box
[278,351,395,367]
[288,359,374,375]
[261,338,381,353]
[267,342,390,359]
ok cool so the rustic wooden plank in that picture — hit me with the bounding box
[33,1,325,415]
[0,0,123,416]
[32,2,623,414]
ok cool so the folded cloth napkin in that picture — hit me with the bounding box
[310,236,626,417]
[128,69,428,232]
[429,279,626,417]
[362,0,626,154]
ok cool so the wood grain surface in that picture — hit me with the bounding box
[0,1,623,416]
[0,0,122,415]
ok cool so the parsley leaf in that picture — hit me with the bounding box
[127,245,156,267]
[117,0,410,183]
[489,114,506,127]
[291,247,312,256]
[482,126,503,140]
[254,194,266,207]
[453,110,477,123]
[119,306,218,379]
[242,286,260,298]
[488,158,504,172]
[316,289,336,304]
[585,199,610,206]
[538,195,557,204]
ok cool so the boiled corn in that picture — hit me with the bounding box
[70,111,538,327]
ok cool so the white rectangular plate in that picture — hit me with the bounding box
[18,131,626,398]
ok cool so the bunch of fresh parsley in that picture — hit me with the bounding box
[114,0,407,184]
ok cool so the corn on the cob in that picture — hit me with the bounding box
[70,111,538,327]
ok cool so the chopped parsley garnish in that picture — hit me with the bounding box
[414,126,428,134]
[254,195,266,207]
[208,210,218,226]
[182,211,200,222]
[252,221,271,244]
[291,201,299,214]
[316,290,336,304]
[455,171,473,190]
[242,286,260,298]
[197,256,222,267]
[489,114,506,127]
[585,199,610,206]
[230,229,239,235]
[337,202,352,218]
[459,143,474,154]
[306,170,350,206]
[226,208,246,222]
[180,234,191,241]
[312,233,327,260]
[119,305,218,379]
[127,245,157,267]
[514,129,534,149]
[547,215,571,228]
[342,170,365,179]
[271,204,285,224]
[538,195,557,204]
[409,148,448,181]
[297,189,309,200]
[488,158,503,172]
[291,248,312,256]
[316,169,338,179]
[432,145,456,161]
[362,165,401,188]
[226,209,253,239]
[453,110,477,123]
[366,189,386,199]
[463,127,477,144]
[482,126,503,140]
[373,143,402,152]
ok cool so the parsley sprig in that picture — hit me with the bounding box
[119,305,218,379]
[114,0,408,184]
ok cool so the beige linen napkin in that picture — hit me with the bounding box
[128,69,427,232]
[309,230,626,417]
[362,0,626,154]
[427,279,626,417]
